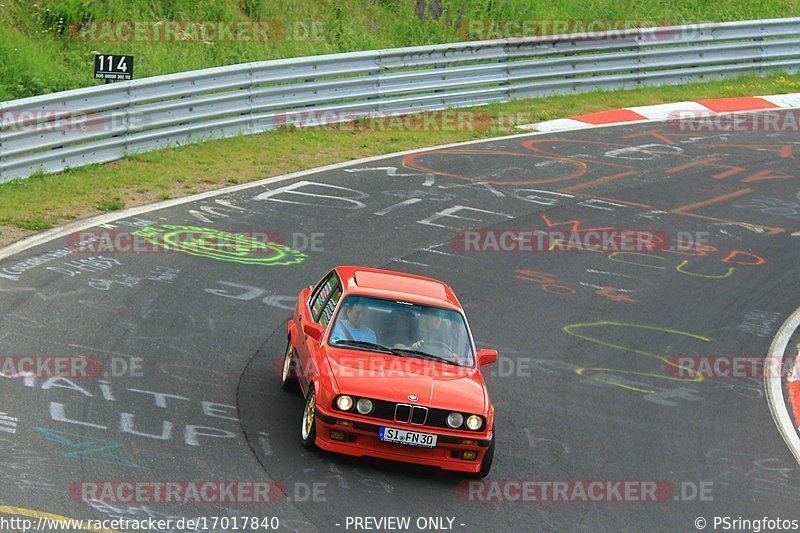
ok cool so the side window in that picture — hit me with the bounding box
[309,271,341,322]
[318,286,342,327]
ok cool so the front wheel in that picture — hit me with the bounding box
[468,431,494,479]
[300,388,318,450]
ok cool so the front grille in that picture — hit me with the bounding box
[410,405,428,425]
[394,403,428,425]
[394,403,411,423]
[352,398,461,429]
[352,397,481,430]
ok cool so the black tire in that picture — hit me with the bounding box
[468,431,494,479]
[280,339,299,392]
[300,388,318,450]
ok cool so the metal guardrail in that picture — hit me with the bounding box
[2,18,800,183]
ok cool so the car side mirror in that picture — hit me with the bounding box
[303,322,323,340]
[477,349,498,366]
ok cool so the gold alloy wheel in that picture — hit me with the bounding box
[302,391,316,440]
[282,341,292,382]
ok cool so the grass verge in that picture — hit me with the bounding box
[1,71,799,247]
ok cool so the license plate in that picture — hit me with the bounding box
[378,427,437,448]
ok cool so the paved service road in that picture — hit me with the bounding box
[1,114,799,532]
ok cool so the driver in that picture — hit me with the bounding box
[330,298,377,344]
[410,308,452,351]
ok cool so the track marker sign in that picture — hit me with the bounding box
[94,54,134,82]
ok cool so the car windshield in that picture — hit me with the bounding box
[328,295,474,367]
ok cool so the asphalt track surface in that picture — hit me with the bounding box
[1,114,800,532]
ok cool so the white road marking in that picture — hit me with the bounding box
[517,118,593,131]
[765,306,800,466]
[0,412,17,434]
[421,242,459,257]
[392,259,430,267]
[374,198,422,216]
[585,269,635,279]
[578,282,634,293]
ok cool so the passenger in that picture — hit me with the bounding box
[330,299,377,344]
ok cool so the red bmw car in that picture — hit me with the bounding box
[281,266,497,478]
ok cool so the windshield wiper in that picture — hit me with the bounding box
[394,348,460,366]
[331,340,406,357]
[331,341,462,365]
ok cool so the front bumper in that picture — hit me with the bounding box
[314,406,492,474]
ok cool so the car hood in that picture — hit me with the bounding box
[324,347,487,414]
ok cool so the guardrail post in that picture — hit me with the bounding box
[758,23,767,77]
[247,63,254,136]
[0,102,4,184]
[123,82,132,159]
[502,41,511,103]
[373,53,382,117]
[634,28,644,89]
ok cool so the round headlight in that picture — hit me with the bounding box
[356,398,374,415]
[465,415,483,431]
[336,395,354,411]
[446,412,464,428]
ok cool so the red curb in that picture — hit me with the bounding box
[696,96,780,113]
[790,380,800,427]
[572,109,648,124]
[527,92,800,132]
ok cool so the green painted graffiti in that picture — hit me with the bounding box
[132,225,306,266]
